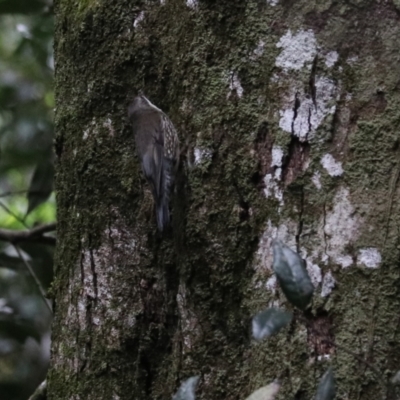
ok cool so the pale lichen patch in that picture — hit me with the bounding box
[263,174,283,205]
[133,11,144,29]
[312,171,322,189]
[336,254,353,268]
[227,71,244,98]
[278,77,337,141]
[265,275,277,291]
[317,354,331,361]
[263,145,284,205]
[324,51,339,68]
[323,187,360,266]
[321,153,343,176]
[194,147,212,165]
[275,29,317,71]
[274,29,339,142]
[321,271,335,297]
[186,0,198,9]
[357,247,381,268]
[305,259,322,287]
[255,220,297,273]
[82,118,98,140]
[271,145,284,168]
[103,117,114,136]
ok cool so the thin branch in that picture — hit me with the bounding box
[0,190,54,198]
[0,190,29,198]
[0,200,28,228]
[29,380,47,400]
[0,223,56,245]
[14,245,52,315]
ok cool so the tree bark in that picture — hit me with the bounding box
[49,0,400,399]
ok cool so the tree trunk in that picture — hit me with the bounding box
[49,0,400,399]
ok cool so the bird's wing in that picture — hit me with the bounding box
[161,114,179,161]
[152,135,164,202]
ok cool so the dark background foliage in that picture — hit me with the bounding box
[0,0,54,398]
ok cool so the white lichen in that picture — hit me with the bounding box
[263,145,285,204]
[306,259,322,287]
[194,147,212,165]
[323,187,360,266]
[228,71,244,98]
[336,254,353,268]
[312,172,322,189]
[275,29,317,71]
[311,171,322,190]
[265,275,277,291]
[186,0,198,8]
[271,145,284,168]
[103,118,115,137]
[321,153,343,177]
[263,174,283,205]
[133,11,144,28]
[321,271,335,297]
[357,248,381,268]
[317,354,331,361]
[274,30,339,142]
[279,77,337,141]
[267,0,279,5]
[82,118,98,140]
[324,51,339,68]
[255,220,297,272]
[270,73,279,83]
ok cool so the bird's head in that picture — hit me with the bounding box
[128,93,161,119]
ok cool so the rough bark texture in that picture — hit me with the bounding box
[50,0,400,399]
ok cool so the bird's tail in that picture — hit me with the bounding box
[156,198,170,232]
[156,157,174,232]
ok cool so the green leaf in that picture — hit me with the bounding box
[0,0,47,14]
[26,159,54,216]
[316,368,336,400]
[173,376,199,400]
[272,240,314,310]
[245,382,280,400]
[252,308,292,340]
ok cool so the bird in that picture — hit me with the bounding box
[128,94,180,232]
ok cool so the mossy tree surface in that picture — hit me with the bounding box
[50,0,400,399]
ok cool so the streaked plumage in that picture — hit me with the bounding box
[128,95,179,231]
